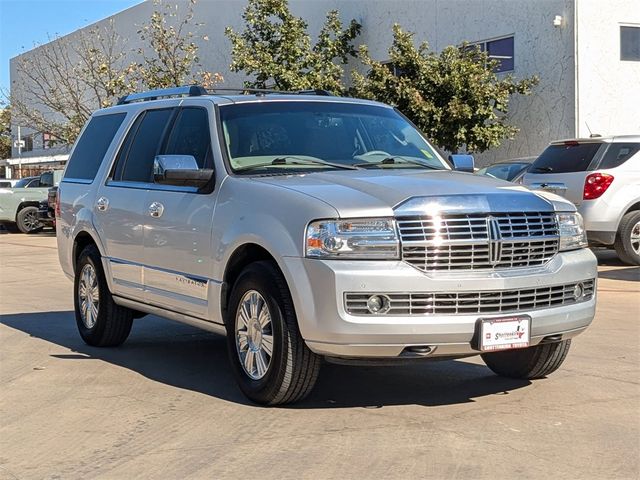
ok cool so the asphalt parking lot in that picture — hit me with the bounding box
[0,233,638,480]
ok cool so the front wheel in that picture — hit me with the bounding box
[225,261,321,405]
[481,340,571,379]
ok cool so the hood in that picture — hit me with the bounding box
[254,169,558,217]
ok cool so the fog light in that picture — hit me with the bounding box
[573,283,584,300]
[367,295,390,314]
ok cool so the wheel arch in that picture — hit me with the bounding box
[72,230,103,274]
[221,242,286,320]
[14,201,40,221]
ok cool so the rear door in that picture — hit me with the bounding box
[94,106,176,301]
[142,101,217,319]
[523,141,606,205]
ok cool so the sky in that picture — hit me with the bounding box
[0,0,142,94]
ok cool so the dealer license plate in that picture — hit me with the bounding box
[480,315,531,352]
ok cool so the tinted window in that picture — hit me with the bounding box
[530,143,602,174]
[487,36,514,72]
[39,172,53,187]
[64,113,126,181]
[15,177,37,188]
[599,143,640,169]
[621,26,640,61]
[480,162,530,181]
[115,108,174,183]
[163,108,213,168]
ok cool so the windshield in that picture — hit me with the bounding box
[219,101,449,173]
[477,162,531,181]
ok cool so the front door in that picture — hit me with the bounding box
[142,104,217,319]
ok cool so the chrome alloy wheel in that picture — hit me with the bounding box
[78,263,100,329]
[631,220,640,255]
[235,290,274,380]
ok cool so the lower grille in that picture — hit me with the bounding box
[345,279,595,316]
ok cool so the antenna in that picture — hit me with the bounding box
[585,122,601,138]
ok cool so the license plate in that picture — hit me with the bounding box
[480,315,531,352]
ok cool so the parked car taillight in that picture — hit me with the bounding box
[54,190,61,218]
[583,173,614,200]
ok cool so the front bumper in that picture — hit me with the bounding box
[282,248,598,358]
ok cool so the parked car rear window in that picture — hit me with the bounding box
[114,108,174,183]
[599,143,640,169]
[530,143,602,174]
[64,113,126,181]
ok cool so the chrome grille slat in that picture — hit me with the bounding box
[397,212,559,271]
[345,280,595,316]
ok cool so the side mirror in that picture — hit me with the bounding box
[153,155,213,188]
[448,154,475,173]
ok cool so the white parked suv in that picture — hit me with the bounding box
[523,136,640,265]
[57,86,597,404]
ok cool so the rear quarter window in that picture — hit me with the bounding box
[599,143,640,169]
[530,143,602,174]
[64,113,126,181]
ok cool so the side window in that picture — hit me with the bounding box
[113,108,174,183]
[64,113,126,181]
[599,143,640,169]
[27,178,40,188]
[39,172,53,187]
[163,107,213,168]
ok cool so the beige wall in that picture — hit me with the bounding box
[575,0,640,138]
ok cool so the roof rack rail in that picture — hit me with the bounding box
[208,87,334,97]
[117,85,207,105]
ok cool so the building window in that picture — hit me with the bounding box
[19,135,33,152]
[465,35,515,73]
[381,61,407,78]
[42,132,57,149]
[621,26,640,61]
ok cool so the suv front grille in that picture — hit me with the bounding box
[344,279,595,316]
[396,212,559,271]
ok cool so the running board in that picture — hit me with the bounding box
[113,295,227,336]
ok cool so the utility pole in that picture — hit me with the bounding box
[17,125,22,179]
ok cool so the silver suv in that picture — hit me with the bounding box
[523,136,640,265]
[57,86,597,405]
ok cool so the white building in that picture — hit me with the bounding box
[7,0,640,173]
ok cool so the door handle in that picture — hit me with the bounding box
[96,197,109,212]
[148,201,164,218]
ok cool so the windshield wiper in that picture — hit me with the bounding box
[532,166,554,172]
[236,155,360,172]
[354,156,442,170]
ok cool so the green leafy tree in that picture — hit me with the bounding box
[352,25,539,153]
[0,105,10,160]
[226,0,361,93]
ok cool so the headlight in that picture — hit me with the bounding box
[305,218,399,259]
[556,212,588,251]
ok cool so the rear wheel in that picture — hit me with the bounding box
[225,261,321,405]
[614,211,640,266]
[74,245,133,347]
[481,340,571,379]
[16,206,42,233]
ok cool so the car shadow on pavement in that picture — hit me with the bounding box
[597,266,639,282]
[1,310,531,408]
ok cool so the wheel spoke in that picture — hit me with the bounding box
[258,306,270,328]
[262,334,273,356]
[244,350,255,375]
[255,350,268,377]
[237,331,249,351]
[238,303,251,328]
[249,292,259,319]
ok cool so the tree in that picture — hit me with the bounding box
[351,25,539,153]
[226,0,361,93]
[10,0,220,146]
[136,0,222,90]
[0,105,10,160]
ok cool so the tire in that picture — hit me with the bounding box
[614,211,640,266]
[74,244,134,347]
[225,261,321,405]
[16,206,43,233]
[481,339,571,379]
